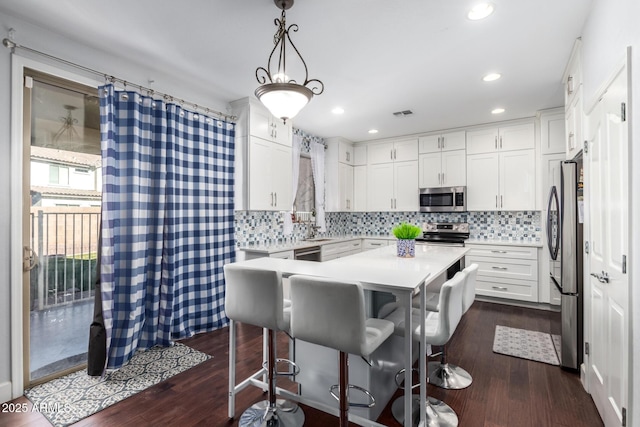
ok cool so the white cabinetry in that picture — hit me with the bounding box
[353,165,367,211]
[230,97,293,210]
[466,244,539,302]
[320,239,362,261]
[418,131,466,188]
[563,39,583,160]
[466,123,534,155]
[367,139,418,212]
[249,136,292,210]
[326,137,356,211]
[539,109,566,155]
[467,149,535,211]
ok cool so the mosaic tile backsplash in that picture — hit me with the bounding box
[235,210,541,247]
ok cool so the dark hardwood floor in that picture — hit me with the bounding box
[0,301,603,427]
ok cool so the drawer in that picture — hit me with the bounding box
[475,277,537,302]
[363,239,390,250]
[465,244,537,260]
[466,255,538,282]
[321,239,362,258]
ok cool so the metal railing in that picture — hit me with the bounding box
[30,208,101,310]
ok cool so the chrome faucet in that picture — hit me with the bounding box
[306,223,320,239]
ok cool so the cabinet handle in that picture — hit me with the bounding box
[491,250,508,254]
[441,136,444,150]
[438,172,441,184]
[442,172,445,184]
[492,286,508,291]
[567,75,574,95]
[394,148,397,160]
[499,136,503,149]
[568,131,575,149]
[391,198,394,209]
[346,152,350,162]
[270,192,274,206]
[500,195,503,208]
[491,266,508,270]
[495,136,498,149]
[274,192,277,206]
[495,195,498,208]
[438,136,442,149]
[371,243,382,246]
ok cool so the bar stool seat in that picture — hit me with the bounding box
[381,271,466,427]
[289,275,394,427]
[224,264,304,427]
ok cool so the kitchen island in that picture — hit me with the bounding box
[227,243,469,427]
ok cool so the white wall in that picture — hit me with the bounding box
[0,11,230,401]
[580,0,640,423]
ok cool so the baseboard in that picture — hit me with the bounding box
[475,296,561,312]
[580,363,588,392]
[0,381,13,403]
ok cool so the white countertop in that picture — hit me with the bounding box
[229,244,469,293]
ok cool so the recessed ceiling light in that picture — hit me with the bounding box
[483,73,502,82]
[368,129,379,134]
[332,107,345,115]
[468,3,495,20]
[492,108,505,114]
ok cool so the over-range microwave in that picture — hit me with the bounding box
[419,186,466,212]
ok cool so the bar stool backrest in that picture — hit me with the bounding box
[427,271,466,346]
[289,275,366,357]
[223,264,287,332]
[461,263,479,313]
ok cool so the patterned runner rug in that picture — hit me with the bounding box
[493,325,560,366]
[25,343,211,427]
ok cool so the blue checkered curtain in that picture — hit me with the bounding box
[99,85,235,369]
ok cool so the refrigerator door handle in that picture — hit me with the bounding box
[547,186,560,260]
[551,274,563,294]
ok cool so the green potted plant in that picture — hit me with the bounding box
[392,222,422,258]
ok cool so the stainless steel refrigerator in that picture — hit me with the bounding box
[547,153,584,370]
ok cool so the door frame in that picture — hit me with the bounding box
[9,55,101,398]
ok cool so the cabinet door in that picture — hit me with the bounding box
[394,160,419,211]
[499,149,535,211]
[249,137,274,210]
[249,107,272,141]
[272,117,292,147]
[367,163,394,211]
[540,111,566,155]
[440,131,466,151]
[566,89,583,160]
[394,139,419,162]
[367,141,394,164]
[466,128,498,155]
[271,142,293,210]
[418,152,441,188]
[498,123,535,151]
[354,145,367,166]
[418,135,440,154]
[353,165,367,211]
[466,153,499,210]
[339,163,354,210]
[339,140,354,165]
[441,149,466,187]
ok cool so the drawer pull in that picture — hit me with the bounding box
[371,243,382,246]
[491,266,508,270]
[491,250,508,254]
[492,286,508,291]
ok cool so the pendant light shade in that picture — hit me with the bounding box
[255,0,323,123]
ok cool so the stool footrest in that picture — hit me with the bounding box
[262,358,301,377]
[393,368,421,390]
[329,384,376,408]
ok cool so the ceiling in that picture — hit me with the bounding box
[0,0,593,142]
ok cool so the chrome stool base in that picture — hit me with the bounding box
[239,399,305,427]
[428,361,473,390]
[391,395,458,427]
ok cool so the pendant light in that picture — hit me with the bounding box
[255,0,324,123]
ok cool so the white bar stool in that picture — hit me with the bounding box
[224,264,305,427]
[381,271,466,427]
[288,275,394,427]
[428,263,478,390]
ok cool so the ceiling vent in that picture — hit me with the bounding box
[393,110,413,117]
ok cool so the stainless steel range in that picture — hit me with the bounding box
[417,222,470,278]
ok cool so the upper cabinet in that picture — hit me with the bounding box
[418,131,466,188]
[368,138,418,164]
[466,123,535,155]
[539,109,566,155]
[418,131,466,153]
[563,39,583,160]
[326,137,356,212]
[248,102,292,146]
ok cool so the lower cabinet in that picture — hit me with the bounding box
[320,239,363,261]
[466,243,539,302]
[362,238,391,250]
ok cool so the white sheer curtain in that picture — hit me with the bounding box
[309,141,326,231]
[283,134,303,235]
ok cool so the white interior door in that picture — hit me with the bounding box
[587,60,629,427]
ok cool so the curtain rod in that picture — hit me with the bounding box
[2,38,237,122]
